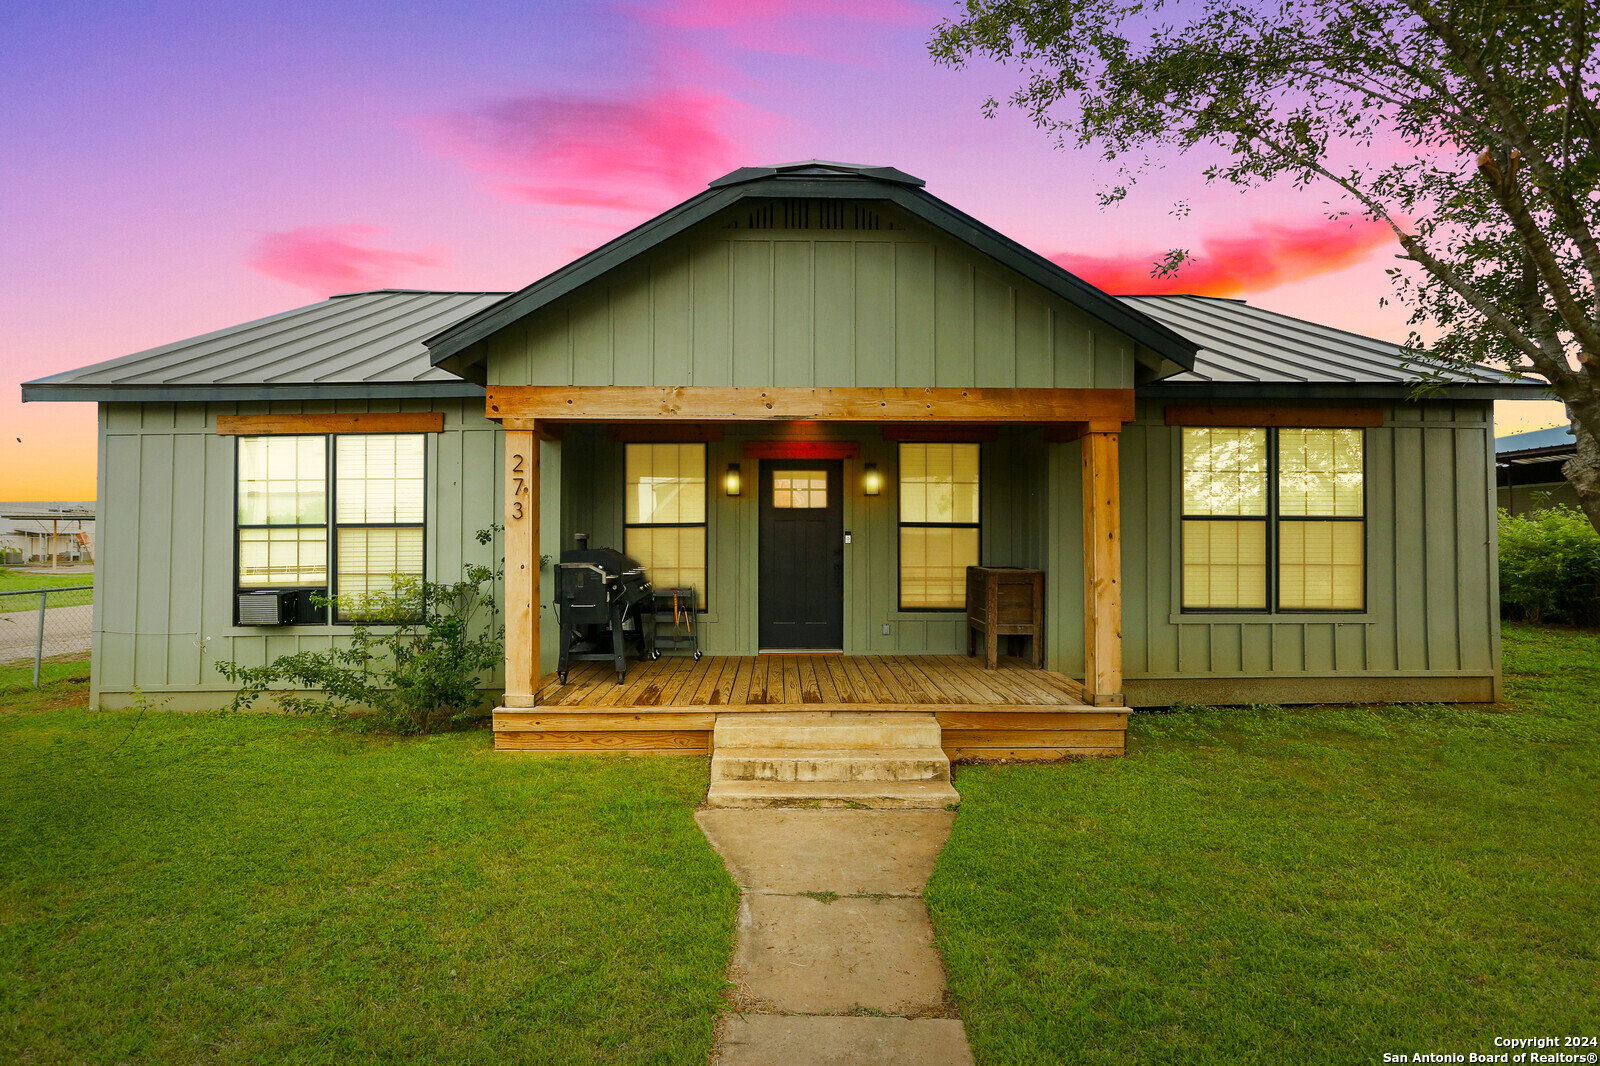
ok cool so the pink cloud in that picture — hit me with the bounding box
[430,89,742,211]
[1052,219,1394,296]
[247,226,441,294]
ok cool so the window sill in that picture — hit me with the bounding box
[1168,612,1376,625]
[890,610,967,621]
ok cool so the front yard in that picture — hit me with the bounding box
[928,622,1600,1064]
[1,624,1594,1064]
[0,686,736,1065]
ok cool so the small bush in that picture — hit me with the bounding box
[216,529,504,734]
[1498,504,1600,625]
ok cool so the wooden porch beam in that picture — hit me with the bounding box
[1082,429,1124,706]
[502,430,539,709]
[491,386,1135,424]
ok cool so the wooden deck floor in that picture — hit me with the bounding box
[495,654,1126,761]
[533,653,1089,709]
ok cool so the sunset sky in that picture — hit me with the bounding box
[1,0,1564,503]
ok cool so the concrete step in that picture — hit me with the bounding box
[706,779,961,810]
[713,711,941,751]
[711,746,951,783]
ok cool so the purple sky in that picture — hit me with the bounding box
[0,0,1561,499]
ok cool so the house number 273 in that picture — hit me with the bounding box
[511,453,527,519]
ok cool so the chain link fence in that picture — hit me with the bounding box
[0,585,93,691]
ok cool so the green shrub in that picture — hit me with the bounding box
[1498,504,1600,624]
[216,529,504,734]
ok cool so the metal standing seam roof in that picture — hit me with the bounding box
[1496,425,1577,462]
[21,290,508,403]
[20,285,1547,406]
[1124,295,1544,399]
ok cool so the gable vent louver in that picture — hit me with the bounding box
[723,200,896,231]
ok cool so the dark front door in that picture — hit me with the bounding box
[759,459,844,650]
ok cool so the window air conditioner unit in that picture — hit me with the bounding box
[238,590,299,626]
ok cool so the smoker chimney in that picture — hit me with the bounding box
[574,533,589,549]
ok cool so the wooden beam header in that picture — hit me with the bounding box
[490,386,1135,425]
[1163,405,1384,428]
[216,412,445,436]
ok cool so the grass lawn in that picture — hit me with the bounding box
[0,654,91,694]
[0,568,94,608]
[0,687,736,1064]
[928,622,1600,1065]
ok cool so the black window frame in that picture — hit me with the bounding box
[896,441,982,613]
[232,432,429,626]
[1179,426,1367,615]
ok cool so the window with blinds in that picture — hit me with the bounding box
[624,443,707,609]
[238,436,328,588]
[1181,428,1268,609]
[899,442,981,610]
[1277,428,1364,609]
[235,433,427,623]
[333,435,426,617]
[1180,426,1365,612]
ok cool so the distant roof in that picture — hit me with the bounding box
[423,161,1201,378]
[1125,295,1544,400]
[23,291,507,402]
[1497,424,1576,462]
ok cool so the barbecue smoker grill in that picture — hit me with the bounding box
[555,534,658,684]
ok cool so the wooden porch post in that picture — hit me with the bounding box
[1082,425,1124,706]
[503,430,539,708]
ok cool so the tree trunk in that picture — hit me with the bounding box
[1562,418,1600,532]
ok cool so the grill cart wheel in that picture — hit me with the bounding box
[616,671,625,684]
[693,650,703,661]
[650,649,662,661]
[558,672,568,685]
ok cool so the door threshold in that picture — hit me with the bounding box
[758,649,844,655]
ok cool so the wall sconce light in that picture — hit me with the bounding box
[862,462,882,496]
[724,462,742,497]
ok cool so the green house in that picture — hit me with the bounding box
[23,161,1540,759]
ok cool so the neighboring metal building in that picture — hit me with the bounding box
[1496,425,1580,514]
[0,506,95,566]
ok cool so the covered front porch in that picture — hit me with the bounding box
[493,652,1128,758]
[488,382,1134,759]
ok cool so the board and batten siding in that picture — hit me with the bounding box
[92,395,1500,707]
[481,209,1142,391]
[1092,399,1501,704]
[90,398,563,708]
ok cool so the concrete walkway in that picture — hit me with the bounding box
[696,810,975,1066]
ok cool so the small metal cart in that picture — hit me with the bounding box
[651,586,702,660]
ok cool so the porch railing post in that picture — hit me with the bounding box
[1081,425,1124,706]
[503,429,539,707]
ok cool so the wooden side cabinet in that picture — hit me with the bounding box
[965,566,1045,670]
